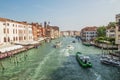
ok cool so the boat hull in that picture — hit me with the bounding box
[76,52,92,68]
[100,57,120,66]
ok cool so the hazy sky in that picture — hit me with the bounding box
[0,0,120,30]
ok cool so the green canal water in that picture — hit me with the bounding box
[0,37,120,80]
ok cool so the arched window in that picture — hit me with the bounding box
[19,37,21,41]
[4,37,6,42]
[8,37,10,42]
[3,28,6,33]
[16,37,18,41]
[13,37,15,41]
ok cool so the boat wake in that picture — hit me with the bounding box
[90,69,102,80]
[64,49,70,56]
[31,50,56,79]
[66,45,74,51]
[95,72,102,80]
[60,49,70,56]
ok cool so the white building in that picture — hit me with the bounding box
[61,31,69,37]
[106,27,115,38]
[0,18,33,45]
[81,26,97,41]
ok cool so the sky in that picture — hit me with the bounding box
[0,0,120,31]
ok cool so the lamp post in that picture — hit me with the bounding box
[112,41,114,53]
[102,43,103,54]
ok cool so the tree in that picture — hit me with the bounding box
[97,26,106,37]
[107,22,116,29]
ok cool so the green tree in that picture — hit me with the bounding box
[107,22,116,28]
[97,26,106,37]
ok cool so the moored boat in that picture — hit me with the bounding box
[82,42,91,46]
[100,55,120,66]
[76,52,92,68]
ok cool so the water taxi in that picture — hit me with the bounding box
[54,41,61,48]
[76,52,92,68]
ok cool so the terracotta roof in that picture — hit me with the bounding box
[0,17,30,25]
[82,26,97,31]
[0,17,11,22]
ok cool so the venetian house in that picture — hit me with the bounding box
[80,26,97,41]
[0,17,33,45]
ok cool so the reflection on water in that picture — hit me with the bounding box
[0,37,120,80]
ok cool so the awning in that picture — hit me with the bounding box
[38,38,45,42]
[0,45,23,53]
[15,41,40,45]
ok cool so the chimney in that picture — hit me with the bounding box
[44,21,47,28]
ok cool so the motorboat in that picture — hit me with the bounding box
[54,41,61,48]
[76,52,92,68]
[66,45,74,50]
[100,55,120,66]
[82,42,91,46]
[72,40,76,43]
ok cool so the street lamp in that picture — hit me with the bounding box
[112,41,114,53]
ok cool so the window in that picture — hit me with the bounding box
[19,37,20,41]
[13,37,15,41]
[3,28,6,33]
[7,23,9,26]
[110,30,115,32]
[118,19,120,31]
[119,19,120,25]
[13,24,14,27]
[118,26,120,31]
[19,37,22,41]
[3,23,6,25]
[8,37,10,42]
[4,37,7,42]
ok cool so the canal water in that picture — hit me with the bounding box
[0,37,120,80]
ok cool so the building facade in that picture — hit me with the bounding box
[73,31,80,36]
[60,31,69,37]
[106,27,115,38]
[60,31,80,37]
[0,18,33,45]
[31,23,43,41]
[115,14,120,50]
[44,21,60,39]
[80,26,97,41]
[50,26,59,39]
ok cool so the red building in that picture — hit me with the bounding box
[31,23,42,41]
